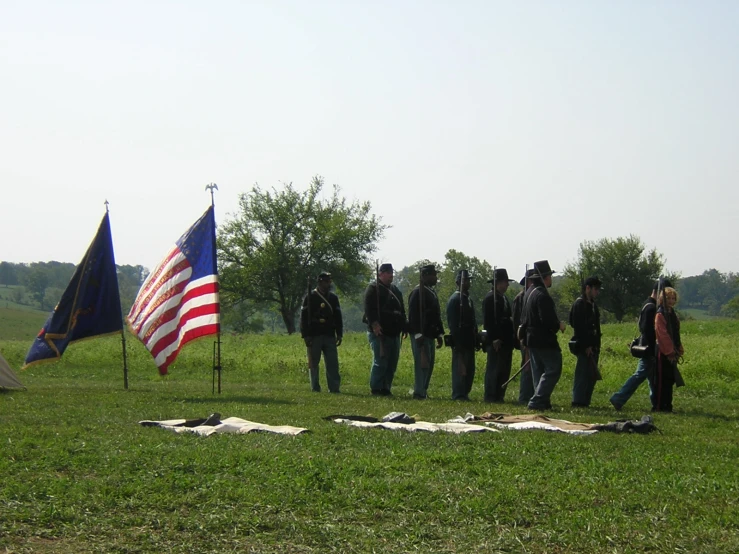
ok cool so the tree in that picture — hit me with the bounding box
[0,261,18,287]
[218,176,387,334]
[26,267,49,308]
[563,235,665,322]
[436,249,494,322]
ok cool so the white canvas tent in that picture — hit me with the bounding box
[0,351,25,390]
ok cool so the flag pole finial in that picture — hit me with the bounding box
[205,183,218,207]
[104,199,109,213]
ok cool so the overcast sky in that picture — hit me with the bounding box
[2,0,737,280]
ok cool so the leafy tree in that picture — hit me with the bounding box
[436,249,494,322]
[220,298,266,334]
[117,264,149,313]
[218,176,386,334]
[563,235,665,322]
[26,267,49,308]
[0,261,18,287]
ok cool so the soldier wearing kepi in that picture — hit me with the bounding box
[521,260,566,410]
[568,276,603,407]
[513,268,537,404]
[483,268,516,402]
[408,264,445,399]
[363,263,408,396]
[300,272,343,393]
[446,269,479,401]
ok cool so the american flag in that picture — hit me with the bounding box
[127,206,220,375]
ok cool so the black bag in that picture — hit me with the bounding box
[443,334,455,348]
[568,338,580,355]
[629,336,650,358]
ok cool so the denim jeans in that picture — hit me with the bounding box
[368,332,401,393]
[484,346,513,402]
[518,348,535,404]
[572,350,600,406]
[610,357,655,408]
[451,348,476,400]
[307,334,340,393]
[527,347,562,409]
[410,336,436,397]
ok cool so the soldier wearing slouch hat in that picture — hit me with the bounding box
[363,263,407,396]
[300,271,343,393]
[521,260,566,410]
[482,268,516,402]
[407,264,445,399]
[446,269,479,401]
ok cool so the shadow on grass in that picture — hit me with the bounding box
[180,395,294,405]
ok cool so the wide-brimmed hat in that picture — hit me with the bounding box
[533,260,555,278]
[487,268,515,284]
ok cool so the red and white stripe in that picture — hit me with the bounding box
[127,246,219,374]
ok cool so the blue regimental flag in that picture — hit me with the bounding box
[23,212,123,369]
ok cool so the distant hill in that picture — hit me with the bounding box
[0,306,48,341]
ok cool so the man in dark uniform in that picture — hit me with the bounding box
[512,268,536,404]
[569,276,603,407]
[483,268,516,402]
[300,272,343,393]
[521,260,566,410]
[363,263,407,396]
[609,279,671,410]
[408,264,445,399]
[446,269,479,401]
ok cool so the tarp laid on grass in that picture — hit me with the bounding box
[0,352,24,390]
[448,413,659,435]
[326,412,500,434]
[140,414,308,436]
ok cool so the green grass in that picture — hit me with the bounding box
[0,305,48,341]
[681,308,722,321]
[1,320,738,553]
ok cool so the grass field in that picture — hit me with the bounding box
[1,318,738,553]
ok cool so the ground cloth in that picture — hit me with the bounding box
[448,413,659,435]
[140,413,308,436]
[325,412,499,434]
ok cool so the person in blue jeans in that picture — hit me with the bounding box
[609,279,671,410]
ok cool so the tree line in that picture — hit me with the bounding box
[3,177,738,329]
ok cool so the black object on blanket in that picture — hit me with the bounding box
[140,413,222,428]
[323,412,416,424]
[591,415,660,434]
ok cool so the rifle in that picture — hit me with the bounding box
[502,357,531,387]
[305,276,316,381]
[457,270,467,376]
[419,267,430,370]
[375,260,385,357]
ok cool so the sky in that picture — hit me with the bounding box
[2,0,737,279]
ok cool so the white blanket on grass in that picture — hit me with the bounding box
[330,417,499,434]
[140,416,308,436]
[448,413,599,436]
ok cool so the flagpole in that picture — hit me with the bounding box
[106,200,129,390]
[205,183,222,394]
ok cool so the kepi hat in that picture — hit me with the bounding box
[519,268,537,286]
[455,269,472,283]
[420,264,437,276]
